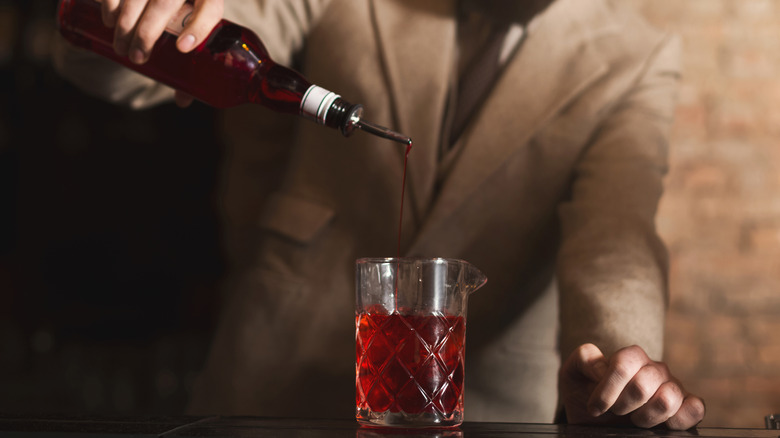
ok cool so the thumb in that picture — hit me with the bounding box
[570,343,609,383]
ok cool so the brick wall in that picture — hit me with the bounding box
[628,0,780,428]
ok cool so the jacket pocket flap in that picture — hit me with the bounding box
[258,192,335,244]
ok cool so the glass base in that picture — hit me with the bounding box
[356,408,463,428]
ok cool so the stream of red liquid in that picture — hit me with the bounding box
[393,142,412,308]
[397,141,412,259]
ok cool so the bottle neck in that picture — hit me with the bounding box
[299,85,362,136]
[324,98,362,135]
[299,85,412,145]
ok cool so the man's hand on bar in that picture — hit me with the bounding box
[559,343,706,430]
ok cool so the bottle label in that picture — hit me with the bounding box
[300,85,340,125]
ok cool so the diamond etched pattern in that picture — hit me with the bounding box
[356,310,466,419]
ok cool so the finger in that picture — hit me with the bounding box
[587,345,652,417]
[610,362,671,416]
[562,343,608,383]
[176,0,223,53]
[665,395,706,430]
[100,0,122,27]
[628,380,684,428]
[113,0,148,56]
[174,90,195,107]
[129,0,186,64]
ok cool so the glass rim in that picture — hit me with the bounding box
[355,256,470,265]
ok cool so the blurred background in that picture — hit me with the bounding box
[629,0,780,427]
[1,0,224,415]
[1,0,779,428]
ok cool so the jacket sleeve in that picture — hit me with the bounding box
[556,33,682,361]
[51,0,332,109]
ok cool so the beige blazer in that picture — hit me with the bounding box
[54,0,680,423]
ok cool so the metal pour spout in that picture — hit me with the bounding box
[355,119,412,146]
[342,104,412,146]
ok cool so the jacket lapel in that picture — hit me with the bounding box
[409,0,615,251]
[370,0,457,226]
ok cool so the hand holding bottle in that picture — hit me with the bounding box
[59,0,413,143]
[98,0,223,65]
[94,0,222,106]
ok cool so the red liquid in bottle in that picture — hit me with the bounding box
[57,0,309,112]
[57,0,396,137]
[355,311,466,419]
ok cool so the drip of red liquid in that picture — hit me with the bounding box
[394,142,412,309]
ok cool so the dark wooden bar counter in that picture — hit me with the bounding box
[0,416,778,438]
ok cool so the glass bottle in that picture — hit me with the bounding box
[56,0,411,144]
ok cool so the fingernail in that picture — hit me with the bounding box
[178,34,196,52]
[130,48,146,64]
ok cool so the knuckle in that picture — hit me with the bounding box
[686,396,706,422]
[114,14,137,38]
[618,345,645,360]
[654,393,673,414]
[653,382,682,414]
[610,346,651,379]
[611,360,634,381]
[655,361,671,377]
[627,378,653,402]
[666,398,705,432]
